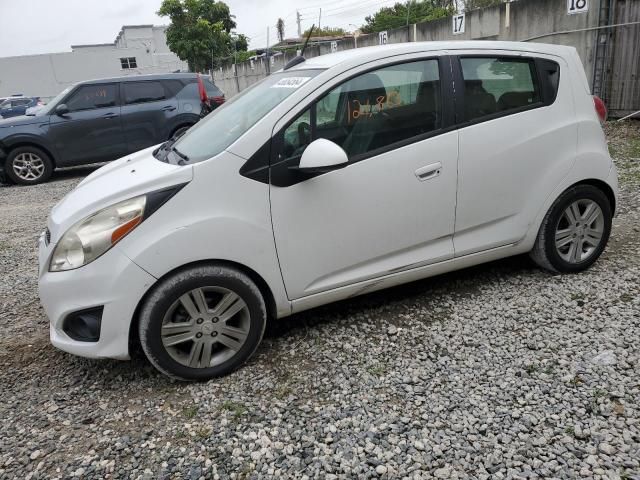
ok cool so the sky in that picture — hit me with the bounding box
[0,0,399,58]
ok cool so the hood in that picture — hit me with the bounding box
[48,145,193,243]
[0,114,48,128]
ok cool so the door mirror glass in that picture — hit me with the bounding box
[55,104,69,115]
[298,138,348,172]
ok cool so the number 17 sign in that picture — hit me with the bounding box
[453,13,465,35]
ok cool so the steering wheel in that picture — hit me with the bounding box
[297,122,311,147]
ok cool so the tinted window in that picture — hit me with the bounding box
[460,57,540,122]
[123,81,166,104]
[65,84,117,111]
[281,59,441,162]
[162,79,185,98]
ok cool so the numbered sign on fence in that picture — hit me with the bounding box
[379,31,388,45]
[331,41,338,53]
[567,0,588,14]
[453,14,465,35]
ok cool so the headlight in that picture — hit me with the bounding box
[49,196,146,272]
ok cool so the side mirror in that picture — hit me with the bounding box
[55,104,69,116]
[297,138,348,173]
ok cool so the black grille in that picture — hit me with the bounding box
[44,228,51,245]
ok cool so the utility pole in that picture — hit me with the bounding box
[318,8,322,30]
[296,10,302,37]
[266,26,270,75]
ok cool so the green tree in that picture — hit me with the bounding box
[276,18,285,43]
[302,26,347,37]
[361,0,454,34]
[463,0,504,11]
[158,0,247,71]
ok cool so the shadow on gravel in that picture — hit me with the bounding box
[264,253,539,340]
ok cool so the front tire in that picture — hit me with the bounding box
[138,265,267,381]
[5,146,53,185]
[530,185,612,273]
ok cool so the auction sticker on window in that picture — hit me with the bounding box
[271,77,312,89]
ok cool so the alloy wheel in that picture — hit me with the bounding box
[160,287,251,369]
[554,199,605,264]
[12,152,45,181]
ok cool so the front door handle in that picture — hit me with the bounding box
[415,162,442,181]
[102,112,118,119]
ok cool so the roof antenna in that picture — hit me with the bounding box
[283,24,315,70]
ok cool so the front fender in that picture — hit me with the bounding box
[0,129,59,164]
[117,151,291,318]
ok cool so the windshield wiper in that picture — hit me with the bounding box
[171,146,190,164]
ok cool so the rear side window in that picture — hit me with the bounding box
[123,81,166,105]
[460,57,540,122]
[162,79,185,98]
[65,84,118,111]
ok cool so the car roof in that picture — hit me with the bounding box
[79,73,200,85]
[287,41,576,71]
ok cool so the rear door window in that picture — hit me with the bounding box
[65,84,118,111]
[123,81,166,105]
[459,57,540,122]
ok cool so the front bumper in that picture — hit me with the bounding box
[38,236,156,360]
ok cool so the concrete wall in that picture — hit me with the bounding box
[214,0,638,112]
[0,26,188,101]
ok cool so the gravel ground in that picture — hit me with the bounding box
[0,122,638,479]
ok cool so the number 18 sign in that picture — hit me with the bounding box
[567,0,588,14]
[453,14,465,35]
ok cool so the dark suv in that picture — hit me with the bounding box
[0,73,224,185]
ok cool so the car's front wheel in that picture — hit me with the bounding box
[5,146,53,185]
[530,184,612,273]
[138,264,267,381]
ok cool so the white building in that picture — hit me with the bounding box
[0,25,189,101]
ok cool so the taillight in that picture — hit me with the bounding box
[593,96,607,124]
[210,96,225,105]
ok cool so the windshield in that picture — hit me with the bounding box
[170,69,323,163]
[39,86,72,116]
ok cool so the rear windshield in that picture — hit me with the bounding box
[168,69,323,164]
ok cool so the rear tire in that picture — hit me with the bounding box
[530,185,612,273]
[5,146,53,185]
[138,265,267,381]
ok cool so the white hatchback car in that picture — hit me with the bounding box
[39,41,618,380]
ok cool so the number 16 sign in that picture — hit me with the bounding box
[453,14,465,35]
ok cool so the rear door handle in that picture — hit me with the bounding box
[102,112,118,119]
[415,162,442,181]
[162,105,176,111]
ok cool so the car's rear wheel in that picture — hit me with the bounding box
[138,265,267,381]
[5,146,53,185]
[530,184,612,273]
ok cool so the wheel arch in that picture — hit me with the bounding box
[5,141,58,167]
[168,121,197,140]
[575,178,616,215]
[128,259,278,353]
